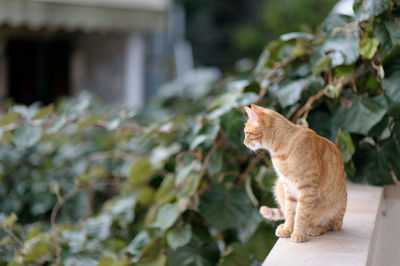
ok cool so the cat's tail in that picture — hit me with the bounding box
[259,206,284,220]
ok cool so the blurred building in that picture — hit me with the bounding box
[0,0,192,108]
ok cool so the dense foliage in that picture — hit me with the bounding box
[1,1,400,264]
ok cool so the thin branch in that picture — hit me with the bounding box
[257,57,297,102]
[291,67,370,123]
[95,120,149,134]
[391,170,400,186]
[50,187,79,265]
[245,173,259,206]
[0,225,23,246]
[87,150,137,162]
[291,89,325,122]
[199,141,221,178]
[175,151,202,169]
[236,157,262,185]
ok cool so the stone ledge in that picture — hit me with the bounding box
[262,183,384,266]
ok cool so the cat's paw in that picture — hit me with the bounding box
[275,224,292,238]
[291,232,307,243]
[307,226,327,236]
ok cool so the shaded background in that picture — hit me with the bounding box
[0,0,342,108]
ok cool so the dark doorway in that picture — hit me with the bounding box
[6,38,71,105]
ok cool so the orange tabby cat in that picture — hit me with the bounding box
[243,104,347,243]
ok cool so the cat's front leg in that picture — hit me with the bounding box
[291,188,318,242]
[276,187,296,238]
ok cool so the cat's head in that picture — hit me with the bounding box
[243,104,269,150]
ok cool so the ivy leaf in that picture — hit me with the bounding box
[109,194,137,228]
[129,159,158,187]
[382,60,400,102]
[167,241,220,266]
[12,123,42,148]
[218,242,250,266]
[151,203,181,231]
[321,14,354,35]
[32,104,54,120]
[84,214,112,240]
[0,212,17,228]
[167,225,192,250]
[322,32,359,67]
[199,186,252,231]
[275,78,308,107]
[23,236,50,263]
[358,36,379,59]
[353,0,392,21]
[155,175,176,204]
[0,112,19,126]
[336,128,355,163]
[334,95,388,135]
[78,115,101,129]
[64,257,98,266]
[123,231,151,259]
[312,56,331,75]
[280,32,313,41]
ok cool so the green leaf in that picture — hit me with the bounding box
[152,203,181,231]
[98,255,130,266]
[129,159,158,187]
[23,236,49,263]
[218,243,250,266]
[32,104,54,120]
[312,56,331,75]
[109,194,137,227]
[137,255,167,266]
[167,241,220,266]
[175,165,193,186]
[245,223,277,262]
[336,128,355,163]
[123,231,151,258]
[184,174,201,195]
[12,123,42,148]
[334,95,388,135]
[84,214,112,240]
[321,14,354,35]
[353,0,392,21]
[167,225,192,250]
[64,257,98,266]
[1,212,17,228]
[358,36,379,59]
[155,175,176,204]
[280,32,313,41]
[275,78,308,107]
[0,112,19,126]
[78,115,101,129]
[322,32,359,67]
[382,60,400,102]
[199,186,253,231]
[62,229,87,253]
[207,152,223,177]
[46,115,67,134]
[384,18,400,46]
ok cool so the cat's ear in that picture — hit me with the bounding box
[245,106,259,125]
[251,104,263,112]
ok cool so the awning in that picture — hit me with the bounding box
[0,0,170,33]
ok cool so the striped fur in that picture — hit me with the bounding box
[259,206,285,220]
[244,104,347,243]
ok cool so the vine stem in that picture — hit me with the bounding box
[257,57,297,102]
[291,67,370,123]
[391,170,400,186]
[50,187,79,265]
[0,225,23,246]
[236,157,262,185]
[199,141,221,178]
